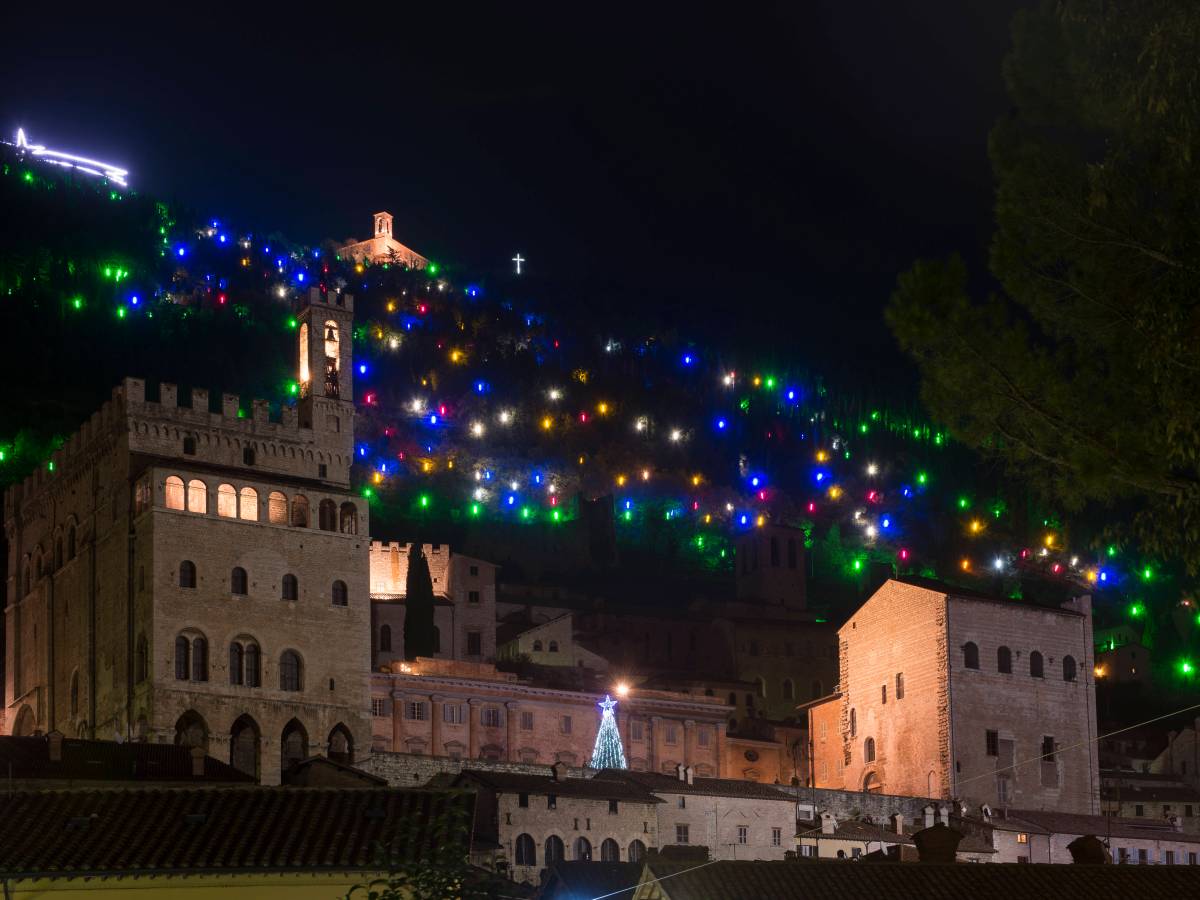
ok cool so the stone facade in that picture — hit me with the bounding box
[370,658,729,774]
[808,578,1100,814]
[497,614,611,671]
[338,212,429,268]
[369,542,497,665]
[4,288,371,785]
[733,524,807,609]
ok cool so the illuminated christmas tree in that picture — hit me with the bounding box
[589,694,627,770]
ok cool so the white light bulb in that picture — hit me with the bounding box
[994,558,1004,570]
[867,464,878,476]
[669,428,683,443]
[470,422,485,438]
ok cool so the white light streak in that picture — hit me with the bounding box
[11,128,128,186]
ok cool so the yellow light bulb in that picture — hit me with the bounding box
[616,474,627,487]
[541,416,553,430]
[641,469,651,481]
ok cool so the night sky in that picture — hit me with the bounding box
[1,3,1031,381]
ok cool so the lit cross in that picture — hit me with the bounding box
[512,253,525,275]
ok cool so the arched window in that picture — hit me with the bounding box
[291,494,310,527]
[54,537,63,570]
[165,475,185,510]
[67,525,76,560]
[179,560,196,589]
[174,636,190,680]
[280,650,302,691]
[191,636,209,682]
[243,446,256,466]
[1063,655,1077,682]
[515,833,536,866]
[281,719,308,773]
[601,838,620,862]
[548,640,559,653]
[628,840,646,863]
[70,671,79,717]
[282,573,298,602]
[328,724,353,764]
[174,711,209,752]
[782,679,794,700]
[573,836,592,861]
[1030,651,1044,678]
[998,646,1012,674]
[864,737,876,763]
[850,708,857,737]
[229,642,244,685]
[318,499,337,531]
[231,567,248,595]
[545,835,565,866]
[339,502,358,534]
[135,634,148,683]
[229,715,260,778]
[533,640,543,652]
[238,487,258,521]
[332,580,348,606]
[187,479,207,513]
[963,641,980,670]
[299,322,310,389]
[268,491,288,524]
[217,483,237,517]
[245,642,260,687]
[380,624,392,652]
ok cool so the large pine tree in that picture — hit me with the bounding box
[403,545,437,660]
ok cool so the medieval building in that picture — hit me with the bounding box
[3,287,370,784]
[338,211,429,269]
[807,577,1100,814]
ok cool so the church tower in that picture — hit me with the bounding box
[297,287,355,460]
[374,211,393,239]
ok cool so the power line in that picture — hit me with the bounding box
[590,857,721,900]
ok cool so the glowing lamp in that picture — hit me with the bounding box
[898,548,909,561]
[716,418,727,430]
[993,557,1003,571]
[867,464,878,476]
[358,363,367,375]
[640,469,651,482]
[960,558,971,572]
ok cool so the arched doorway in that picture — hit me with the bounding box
[229,714,261,779]
[12,705,35,736]
[863,771,882,793]
[174,710,209,752]
[328,723,354,764]
[281,719,309,774]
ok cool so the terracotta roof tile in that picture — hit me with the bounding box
[596,769,795,801]
[0,735,252,783]
[0,787,474,877]
[642,859,1200,899]
[456,771,661,803]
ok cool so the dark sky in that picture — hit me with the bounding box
[1,2,1031,381]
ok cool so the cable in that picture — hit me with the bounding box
[954,701,1200,790]
[589,857,721,900]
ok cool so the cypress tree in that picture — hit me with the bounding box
[403,545,437,660]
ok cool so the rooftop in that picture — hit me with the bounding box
[595,769,795,802]
[976,808,1200,842]
[639,859,1200,900]
[455,770,662,804]
[890,576,1087,618]
[539,860,640,899]
[0,787,474,878]
[0,734,253,784]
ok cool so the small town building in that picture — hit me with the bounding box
[338,211,429,268]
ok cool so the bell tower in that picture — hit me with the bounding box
[297,287,355,455]
[374,211,393,239]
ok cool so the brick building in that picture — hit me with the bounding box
[370,658,731,774]
[597,767,797,861]
[338,211,429,268]
[3,287,371,784]
[807,578,1099,813]
[369,541,498,666]
[456,765,661,886]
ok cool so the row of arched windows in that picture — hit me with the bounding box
[174,632,304,691]
[21,524,80,595]
[514,834,643,867]
[174,709,353,779]
[963,642,1077,681]
[177,559,347,605]
[162,476,358,533]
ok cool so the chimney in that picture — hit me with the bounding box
[551,761,568,782]
[685,766,694,786]
[47,731,64,762]
[892,813,905,835]
[676,763,687,782]
[922,805,935,829]
[190,746,206,778]
[1067,834,1110,864]
[912,823,963,864]
[820,811,837,835]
